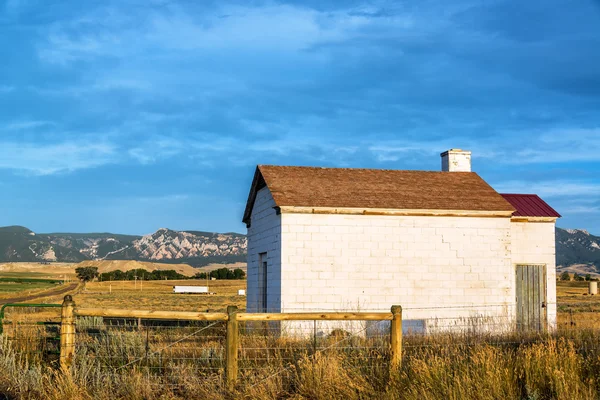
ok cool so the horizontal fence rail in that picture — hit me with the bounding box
[237,312,393,321]
[73,309,394,322]
[74,308,229,321]
[0,303,62,334]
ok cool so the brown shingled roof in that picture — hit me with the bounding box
[243,165,516,224]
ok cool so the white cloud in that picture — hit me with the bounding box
[38,31,121,65]
[510,129,600,163]
[145,4,381,52]
[563,206,600,214]
[493,181,600,198]
[369,145,438,162]
[0,140,117,175]
[3,120,55,130]
[127,135,189,164]
[35,2,415,66]
[369,128,600,165]
[134,194,190,203]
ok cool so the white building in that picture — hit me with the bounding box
[243,150,560,333]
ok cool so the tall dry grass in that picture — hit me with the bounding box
[0,322,600,399]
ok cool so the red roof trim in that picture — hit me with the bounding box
[500,194,561,218]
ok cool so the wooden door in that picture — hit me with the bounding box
[258,253,268,312]
[516,265,547,332]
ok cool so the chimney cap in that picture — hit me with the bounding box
[440,148,471,156]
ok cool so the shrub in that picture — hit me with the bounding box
[560,271,571,281]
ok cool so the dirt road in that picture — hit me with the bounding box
[0,282,79,305]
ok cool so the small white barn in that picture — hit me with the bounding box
[243,149,560,333]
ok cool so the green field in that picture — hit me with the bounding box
[0,281,57,294]
[0,274,63,295]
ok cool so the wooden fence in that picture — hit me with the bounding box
[58,295,403,387]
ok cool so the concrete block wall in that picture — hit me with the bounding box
[279,212,515,329]
[246,187,282,312]
[510,221,557,329]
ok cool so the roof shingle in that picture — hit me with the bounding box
[243,165,516,223]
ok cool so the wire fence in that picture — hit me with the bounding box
[0,305,62,365]
[1,300,600,390]
[72,318,227,388]
[66,314,395,388]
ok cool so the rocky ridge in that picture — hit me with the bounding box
[0,226,247,267]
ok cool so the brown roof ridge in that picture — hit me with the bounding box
[500,193,541,196]
[258,164,475,174]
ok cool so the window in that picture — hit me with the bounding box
[258,253,268,312]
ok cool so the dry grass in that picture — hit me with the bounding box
[1,326,600,399]
[557,281,600,329]
[71,279,247,312]
[1,280,600,398]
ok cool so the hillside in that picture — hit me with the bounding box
[74,260,199,277]
[0,226,88,263]
[1,225,598,272]
[0,226,247,267]
[556,228,600,275]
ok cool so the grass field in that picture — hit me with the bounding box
[556,280,600,329]
[0,281,57,294]
[1,276,600,399]
[72,279,246,311]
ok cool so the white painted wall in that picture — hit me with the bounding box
[279,211,515,332]
[246,187,282,312]
[510,221,557,329]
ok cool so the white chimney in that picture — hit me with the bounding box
[441,149,472,172]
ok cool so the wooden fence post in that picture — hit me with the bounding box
[60,295,76,371]
[226,305,239,389]
[390,305,402,371]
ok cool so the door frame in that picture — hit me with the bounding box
[258,252,268,312]
[515,264,548,332]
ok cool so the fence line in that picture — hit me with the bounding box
[4,295,596,392]
[57,295,401,387]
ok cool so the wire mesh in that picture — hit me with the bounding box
[2,300,600,390]
[0,306,62,365]
[74,316,227,384]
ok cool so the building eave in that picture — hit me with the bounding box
[277,206,515,218]
[242,167,267,227]
[510,216,559,223]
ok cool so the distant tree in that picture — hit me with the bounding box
[194,272,208,280]
[573,273,585,282]
[101,269,187,281]
[233,268,246,279]
[560,271,571,281]
[210,268,230,280]
[193,268,246,280]
[585,274,592,282]
[75,267,99,285]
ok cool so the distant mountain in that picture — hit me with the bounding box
[0,226,247,267]
[556,228,600,275]
[2,225,597,271]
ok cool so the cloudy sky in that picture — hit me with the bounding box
[0,0,599,235]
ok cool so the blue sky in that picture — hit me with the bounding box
[0,0,599,235]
